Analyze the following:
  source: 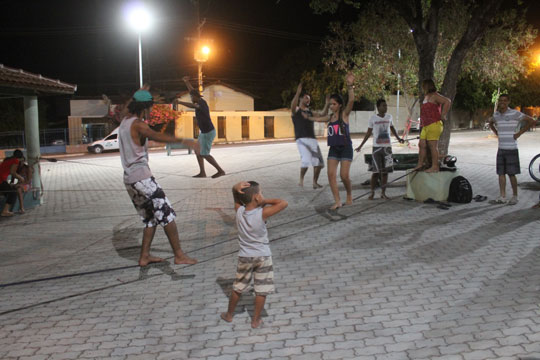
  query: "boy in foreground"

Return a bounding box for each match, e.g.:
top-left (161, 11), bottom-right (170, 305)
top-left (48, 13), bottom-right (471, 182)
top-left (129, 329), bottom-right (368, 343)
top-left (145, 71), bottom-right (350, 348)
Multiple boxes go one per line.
top-left (221, 181), bottom-right (288, 328)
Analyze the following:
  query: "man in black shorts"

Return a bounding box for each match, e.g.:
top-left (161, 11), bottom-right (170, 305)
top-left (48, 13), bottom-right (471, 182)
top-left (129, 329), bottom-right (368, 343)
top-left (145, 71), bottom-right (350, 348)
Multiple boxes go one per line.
top-left (489, 94), bottom-right (535, 205)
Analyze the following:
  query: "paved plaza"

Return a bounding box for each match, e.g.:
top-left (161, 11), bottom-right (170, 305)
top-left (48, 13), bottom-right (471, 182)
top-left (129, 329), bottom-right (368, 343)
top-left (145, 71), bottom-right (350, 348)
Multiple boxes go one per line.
top-left (1, 130), bottom-right (540, 360)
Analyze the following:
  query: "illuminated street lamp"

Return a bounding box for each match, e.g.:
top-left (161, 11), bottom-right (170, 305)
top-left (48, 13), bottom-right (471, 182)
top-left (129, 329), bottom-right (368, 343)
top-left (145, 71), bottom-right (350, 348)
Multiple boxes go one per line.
top-left (194, 44), bottom-right (211, 93)
top-left (126, 3), bottom-right (152, 88)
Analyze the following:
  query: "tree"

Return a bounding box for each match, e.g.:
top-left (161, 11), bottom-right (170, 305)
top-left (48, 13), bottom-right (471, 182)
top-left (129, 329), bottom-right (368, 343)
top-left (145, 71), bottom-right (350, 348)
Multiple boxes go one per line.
top-left (310, 0), bottom-right (536, 154)
top-left (281, 66), bottom-right (344, 109)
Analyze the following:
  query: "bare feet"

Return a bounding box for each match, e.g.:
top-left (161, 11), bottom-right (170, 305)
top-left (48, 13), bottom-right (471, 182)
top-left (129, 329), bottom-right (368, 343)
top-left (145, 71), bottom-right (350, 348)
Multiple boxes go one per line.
top-left (139, 255), bottom-right (165, 267)
top-left (424, 167), bottom-right (439, 173)
top-left (174, 255), bottom-right (198, 265)
top-left (381, 194), bottom-right (390, 200)
top-left (368, 192), bottom-right (375, 200)
top-left (298, 180), bottom-right (304, 187)
top-left (1, 211), bottom-right (14, 217)
top-left (211, 171), bottom-right (226, 179)
top-left (220, 312), bottom-right (233, 323)
top-left (330, 203), bottom-right (342, 210)
top-left (19, 209), bottom-right (25, 214)
top-left (412, 165), bottom-right (424, 172)
top-left (251, 318), bottom-right (263, 329)
top-left (193, 173), bottom-right (206, 178)
top-left (313, 183), bottom-right (323, 189)
top-left (345, 197), bottom-right (353, 206)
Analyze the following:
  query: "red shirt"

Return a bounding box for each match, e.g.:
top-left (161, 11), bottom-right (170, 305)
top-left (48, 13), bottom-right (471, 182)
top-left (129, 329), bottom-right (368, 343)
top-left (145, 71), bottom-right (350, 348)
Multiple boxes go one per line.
top-left (0, 158), bottom-right (19, 182)
top-left (420, 101), bottom-right (442, 127)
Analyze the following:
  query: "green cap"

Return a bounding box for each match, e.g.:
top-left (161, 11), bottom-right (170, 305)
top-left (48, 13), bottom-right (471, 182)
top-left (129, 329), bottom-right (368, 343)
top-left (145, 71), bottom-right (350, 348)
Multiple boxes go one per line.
top-left (133, 90), bottom-right (153, 102)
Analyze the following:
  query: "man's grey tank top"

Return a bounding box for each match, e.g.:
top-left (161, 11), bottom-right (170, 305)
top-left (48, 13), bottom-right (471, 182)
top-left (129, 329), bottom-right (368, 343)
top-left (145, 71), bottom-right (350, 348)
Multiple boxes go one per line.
top-left (118, 116), bottom-right (152, 184)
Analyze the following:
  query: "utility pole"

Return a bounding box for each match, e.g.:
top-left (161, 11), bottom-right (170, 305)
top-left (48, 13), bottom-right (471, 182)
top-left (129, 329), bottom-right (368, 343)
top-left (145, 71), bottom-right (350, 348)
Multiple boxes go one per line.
top-left (185, 0), bottom-right (212, 93)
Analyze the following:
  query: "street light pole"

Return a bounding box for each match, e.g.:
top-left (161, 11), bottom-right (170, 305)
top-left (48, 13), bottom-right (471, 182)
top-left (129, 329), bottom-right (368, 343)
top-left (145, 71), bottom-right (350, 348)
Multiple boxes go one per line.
top-left (125, 3), bottom-right (152, 88)
top-left (138, 32), bottom-right (143, 88)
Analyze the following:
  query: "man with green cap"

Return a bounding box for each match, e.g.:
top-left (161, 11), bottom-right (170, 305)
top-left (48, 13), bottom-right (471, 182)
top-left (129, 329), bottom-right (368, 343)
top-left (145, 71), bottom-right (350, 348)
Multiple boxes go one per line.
top-left (118, 89), bottom-right (199, 266)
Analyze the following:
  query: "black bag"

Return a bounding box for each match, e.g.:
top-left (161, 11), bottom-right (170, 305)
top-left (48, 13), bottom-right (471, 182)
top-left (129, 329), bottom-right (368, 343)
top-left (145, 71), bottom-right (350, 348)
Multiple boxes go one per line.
top-left (448, 176), bottom-right (473, 203)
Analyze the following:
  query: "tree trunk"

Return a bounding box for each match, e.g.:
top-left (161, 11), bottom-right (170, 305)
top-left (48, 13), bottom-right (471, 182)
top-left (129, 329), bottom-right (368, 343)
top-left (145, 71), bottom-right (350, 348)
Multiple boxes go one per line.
top-left (438, 0), bottom-right (504, 155)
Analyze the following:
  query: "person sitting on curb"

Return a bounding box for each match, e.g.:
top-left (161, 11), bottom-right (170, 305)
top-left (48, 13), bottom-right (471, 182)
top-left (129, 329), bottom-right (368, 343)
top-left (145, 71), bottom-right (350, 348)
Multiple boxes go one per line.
top-left (0, 149), bottom-right (25, 217)
top-left (11, 159), bottom-right (33, 213)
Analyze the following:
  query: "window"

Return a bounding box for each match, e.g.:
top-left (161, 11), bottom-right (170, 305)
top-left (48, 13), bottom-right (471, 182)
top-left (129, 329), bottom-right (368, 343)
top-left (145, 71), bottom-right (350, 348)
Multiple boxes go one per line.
top-left (218, 116), bottom-right (226, 139)
top-left (264, 116), bottom-right (274, 138)
top-left (105, 134), bottom-right (117, 140)
top-left (241, 116), bottom-right (249, 139)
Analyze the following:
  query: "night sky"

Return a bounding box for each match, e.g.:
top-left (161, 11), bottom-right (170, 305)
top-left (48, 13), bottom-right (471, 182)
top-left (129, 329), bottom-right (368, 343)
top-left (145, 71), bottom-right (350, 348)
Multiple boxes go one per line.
top-left (1, 0), bottom-right (342, 104)
top-left (1, 0), bottom-right (540, 111)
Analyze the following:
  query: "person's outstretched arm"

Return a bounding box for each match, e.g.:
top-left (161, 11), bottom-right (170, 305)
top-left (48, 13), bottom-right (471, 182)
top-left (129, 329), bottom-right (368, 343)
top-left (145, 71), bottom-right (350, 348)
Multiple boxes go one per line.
top-left (343, 73), bottom-right (355, 120)
top-left (291, 83), bottom-right (302, 115)
top-left (134, 120), bottom-right (199, 153)
top-left (176, 100), bottom-right (199, 109)
top-left (355, 128), bottom-right (373, 152)
top-left (303, 112), bottom-right (331, 123)
top-left (183, 75), bottom-right (195, 92)
top-left (315, 95), bottom-right (330, 116)
top-left (262, 198), bottom-right (288, 221)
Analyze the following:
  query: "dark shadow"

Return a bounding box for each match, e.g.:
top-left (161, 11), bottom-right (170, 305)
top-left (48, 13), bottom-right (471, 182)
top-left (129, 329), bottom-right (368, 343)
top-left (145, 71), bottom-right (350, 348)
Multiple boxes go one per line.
top-left (519, 181), bottom-right (540, 191)
top-left (112, 225), bottom-right (193, 281)
top-left (216, 277), bottom-right (268, 319)
top-left (407, 208), bottom-right (539, 264)
top-left (314, 204), bottom-right (348, 222)
top-left (205, 207), bottom-right (235, 226)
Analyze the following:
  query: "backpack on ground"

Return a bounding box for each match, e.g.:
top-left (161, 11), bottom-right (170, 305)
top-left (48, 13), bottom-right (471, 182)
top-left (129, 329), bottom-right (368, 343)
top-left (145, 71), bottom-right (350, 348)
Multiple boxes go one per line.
top-left (447, 176), bottom-right (473, 203)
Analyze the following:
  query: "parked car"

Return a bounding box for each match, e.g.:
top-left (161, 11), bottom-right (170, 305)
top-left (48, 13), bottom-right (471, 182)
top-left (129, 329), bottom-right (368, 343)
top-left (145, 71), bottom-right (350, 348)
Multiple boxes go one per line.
top-left (51, 139), bottom-right (65, 145)
top-left (87, 128), bottom-right (119, 154)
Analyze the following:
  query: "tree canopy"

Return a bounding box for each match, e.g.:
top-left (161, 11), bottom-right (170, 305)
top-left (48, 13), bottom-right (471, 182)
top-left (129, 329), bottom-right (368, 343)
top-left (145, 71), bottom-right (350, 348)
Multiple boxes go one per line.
top-left (309, 0), bottom-right (536, 153)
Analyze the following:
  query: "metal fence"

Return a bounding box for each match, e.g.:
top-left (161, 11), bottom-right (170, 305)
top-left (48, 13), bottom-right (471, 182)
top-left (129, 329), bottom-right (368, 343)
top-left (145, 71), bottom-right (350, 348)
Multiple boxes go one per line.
top-left (0, 128), bottom-right (68, 149)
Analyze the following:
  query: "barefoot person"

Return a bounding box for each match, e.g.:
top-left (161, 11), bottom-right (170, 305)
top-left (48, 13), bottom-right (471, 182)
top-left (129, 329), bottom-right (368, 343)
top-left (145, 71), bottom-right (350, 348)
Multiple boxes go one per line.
top-left (303, 73), bottom-right (355, 210)
top-left (221, 181), bottom-right (288, 328)
top-left (119, 89), bottom-right (199, 266)
top-left (0, 149), bottom-right (25, 217)
top-left (355, 99), bottom-right (404, 200)
top-left (290, 83), bottom-right (328, 188)
top-left (414, 79), bottom-right (451, 173)
top-left (488, 93), bottom-right (535, 205)
top-left (177, 76), bottom-right (225, 178)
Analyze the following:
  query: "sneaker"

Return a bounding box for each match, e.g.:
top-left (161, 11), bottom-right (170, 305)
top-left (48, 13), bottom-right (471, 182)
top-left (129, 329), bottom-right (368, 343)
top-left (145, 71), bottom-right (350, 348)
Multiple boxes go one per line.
top-left (508, 196), bottom-right (518, 205)
top-left (489, 196), bottom-right (507, 204)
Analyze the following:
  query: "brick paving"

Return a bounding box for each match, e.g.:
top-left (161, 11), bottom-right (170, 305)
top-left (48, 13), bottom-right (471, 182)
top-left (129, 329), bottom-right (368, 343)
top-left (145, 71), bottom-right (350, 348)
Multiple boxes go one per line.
top-left (1, 130), bottom-right (540, 360)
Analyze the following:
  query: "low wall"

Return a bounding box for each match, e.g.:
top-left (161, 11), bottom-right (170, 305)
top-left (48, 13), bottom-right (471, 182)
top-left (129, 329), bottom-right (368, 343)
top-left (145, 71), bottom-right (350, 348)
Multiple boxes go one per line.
top-left (66, 145), bottom-right (89, 154)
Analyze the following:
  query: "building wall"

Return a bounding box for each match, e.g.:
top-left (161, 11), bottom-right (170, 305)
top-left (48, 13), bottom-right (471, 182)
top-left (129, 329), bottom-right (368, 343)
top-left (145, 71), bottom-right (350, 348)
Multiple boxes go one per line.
top-left (177, 84), bottom-right (254, 112)
top-left (175, 111), bottom-right (293, 142)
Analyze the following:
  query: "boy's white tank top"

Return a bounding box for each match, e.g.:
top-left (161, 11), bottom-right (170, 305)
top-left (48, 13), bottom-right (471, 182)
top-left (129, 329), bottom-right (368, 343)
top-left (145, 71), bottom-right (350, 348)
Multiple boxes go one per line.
top-left (118, 116), bottom-right (152, 184)
top-left (236, 206), bottom-right (271, 257)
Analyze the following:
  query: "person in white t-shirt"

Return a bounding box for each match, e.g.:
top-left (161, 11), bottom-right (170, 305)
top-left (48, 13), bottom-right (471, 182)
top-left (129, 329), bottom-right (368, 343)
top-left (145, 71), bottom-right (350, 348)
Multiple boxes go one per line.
top-left (488, 94), bottom-right (535, 205)
top-left (355, 99), bottom-right (404, 199)
top-left (221, 181), bottom-right (288, 329)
